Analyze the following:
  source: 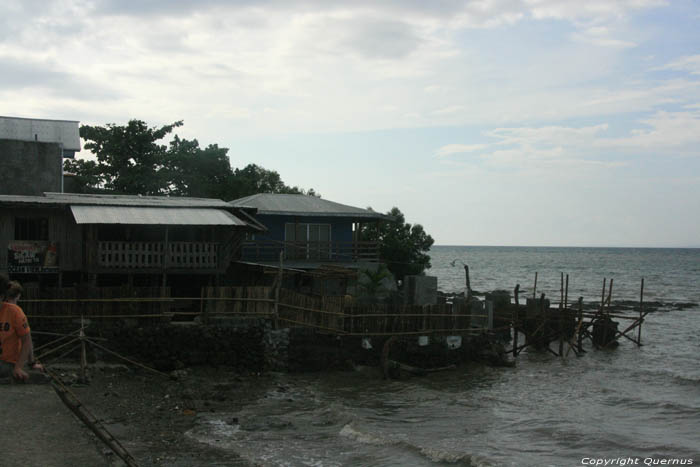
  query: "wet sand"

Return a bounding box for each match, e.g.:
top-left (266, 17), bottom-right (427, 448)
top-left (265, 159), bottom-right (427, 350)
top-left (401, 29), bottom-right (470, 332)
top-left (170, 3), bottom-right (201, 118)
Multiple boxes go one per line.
top-left (65, 364), bottom-right (271, 466)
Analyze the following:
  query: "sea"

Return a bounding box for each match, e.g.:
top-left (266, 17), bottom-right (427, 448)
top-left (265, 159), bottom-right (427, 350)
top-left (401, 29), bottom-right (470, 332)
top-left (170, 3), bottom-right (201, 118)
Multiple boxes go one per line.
top-left (185, 246), bottom-right (700, 467)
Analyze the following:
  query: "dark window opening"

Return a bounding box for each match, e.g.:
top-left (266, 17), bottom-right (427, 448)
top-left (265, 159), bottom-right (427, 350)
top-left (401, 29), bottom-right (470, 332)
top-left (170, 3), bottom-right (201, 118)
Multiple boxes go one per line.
top-left (15, 218), bottom-right (49, 241)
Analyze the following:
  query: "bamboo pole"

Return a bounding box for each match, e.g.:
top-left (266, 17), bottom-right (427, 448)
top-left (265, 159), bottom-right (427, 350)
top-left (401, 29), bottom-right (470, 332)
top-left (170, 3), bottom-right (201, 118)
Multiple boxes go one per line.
top-left (200, 287), bottom-right (206, 324)
top-left (513, 284), bottom-right (520, 358)
top-left (638, 278), bottom-right (644, 346)
top-left (577, 297), bottom-right (584, 353)
top-left (533, 272), bottom-right (538, 299)
top-left (465, 265), bottom-right (472, 302)
top-left (559, 273), bottom-right (564, 356)
top-left (79, 314), bottom-right (87, 382)
top-left (560, 272), bottom-right (564, 310)
top-left (598, 277), bottom-right (607, 320)
top-left (274, 251), bottom-right (283, 330)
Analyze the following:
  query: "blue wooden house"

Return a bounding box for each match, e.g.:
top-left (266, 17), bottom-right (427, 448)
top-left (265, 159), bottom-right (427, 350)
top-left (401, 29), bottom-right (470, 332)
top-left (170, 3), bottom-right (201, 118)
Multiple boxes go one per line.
top-left (229, 193), bottom-right (392, 267)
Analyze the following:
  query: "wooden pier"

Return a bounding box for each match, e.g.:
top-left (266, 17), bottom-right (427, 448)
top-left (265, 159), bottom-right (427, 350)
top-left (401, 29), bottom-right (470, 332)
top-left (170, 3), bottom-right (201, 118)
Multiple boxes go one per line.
top-left (21, 270), bottom-right (650, 375)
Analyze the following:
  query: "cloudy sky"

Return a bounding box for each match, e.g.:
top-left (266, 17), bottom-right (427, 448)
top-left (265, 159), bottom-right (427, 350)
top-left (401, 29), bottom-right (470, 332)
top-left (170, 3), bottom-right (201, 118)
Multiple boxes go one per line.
top-left (3, 0), bottom-right (699, 247)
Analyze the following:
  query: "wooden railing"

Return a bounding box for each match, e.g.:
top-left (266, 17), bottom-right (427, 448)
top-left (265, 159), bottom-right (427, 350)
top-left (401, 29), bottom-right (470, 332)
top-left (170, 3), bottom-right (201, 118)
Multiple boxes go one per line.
top-left (98, 241), bottom-right (219, 269)
top-left (21, 287), bottom-right (494, 336)
top-left (241, 240), bottom-right (379, 262)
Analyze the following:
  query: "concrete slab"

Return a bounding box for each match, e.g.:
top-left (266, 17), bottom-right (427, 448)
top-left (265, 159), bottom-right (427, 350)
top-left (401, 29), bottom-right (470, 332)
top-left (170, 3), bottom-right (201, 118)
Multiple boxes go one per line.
top-left (0, 385), bottom-right (108, 467)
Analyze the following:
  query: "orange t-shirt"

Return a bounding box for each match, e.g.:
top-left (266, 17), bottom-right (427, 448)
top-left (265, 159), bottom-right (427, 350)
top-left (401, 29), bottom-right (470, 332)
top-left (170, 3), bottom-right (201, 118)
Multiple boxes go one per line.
top-left (0, 302), bottom-right (31, 364)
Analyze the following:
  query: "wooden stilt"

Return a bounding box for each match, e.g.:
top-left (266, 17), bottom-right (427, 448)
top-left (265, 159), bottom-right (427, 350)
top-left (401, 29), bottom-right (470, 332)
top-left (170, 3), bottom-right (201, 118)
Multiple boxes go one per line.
top-left (558, 273), bottom-right (564, 356)
top-left (600, 278), bottom-right (607, 316)
top-left (464, 265), bottom-right (472, 302)
top-left (79, 314), bottom-right (87, 383)
top-left (273, 251), bottom-right (283, 330)
top-left (533, 272), bottom-right (538, 299)
top-left (513, 284), bottom-right (520, 358)
top-left (638, 278), bottom-right (644, 346)
top-left (577, 297), bottom-right (584, 353)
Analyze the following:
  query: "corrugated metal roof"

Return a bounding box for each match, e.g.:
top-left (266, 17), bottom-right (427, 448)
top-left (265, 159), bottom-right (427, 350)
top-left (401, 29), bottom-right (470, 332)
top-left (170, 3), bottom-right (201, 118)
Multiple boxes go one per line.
top-left (229, 194), bottom-right (392, 220)
top-left (46, 192), bottom-right (231, 208)
top-left (71, 205), bottom-right (248, 226)
top-left (0, 195), bottom-right (56, 205)
top-left (0, 193), bottom-right (234, 208)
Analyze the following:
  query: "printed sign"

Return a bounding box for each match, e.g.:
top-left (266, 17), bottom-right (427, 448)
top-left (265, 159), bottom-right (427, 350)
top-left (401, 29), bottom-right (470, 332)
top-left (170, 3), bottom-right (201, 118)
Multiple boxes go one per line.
top-left (7, 241), bottom-right (58, 273)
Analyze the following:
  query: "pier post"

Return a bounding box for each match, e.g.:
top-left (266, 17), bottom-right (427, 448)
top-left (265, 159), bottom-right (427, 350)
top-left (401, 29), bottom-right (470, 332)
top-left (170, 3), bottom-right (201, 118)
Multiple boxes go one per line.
top-left (79, 314), bottom-right (87, 383)
top-left (638, 278), bottom-right (644, 346)
top-left (273, 251), bottom-right (283, 330)
top-left (464, 264), bottom-right (472, 302)
top-left (513, 284), bottom-right (520, 358)
top-left (577, 297), bottom-right (584, 353)
top-left (533, 272), bottom-right (538, 299)
top-left (559, 273), bottom-right (564, 356)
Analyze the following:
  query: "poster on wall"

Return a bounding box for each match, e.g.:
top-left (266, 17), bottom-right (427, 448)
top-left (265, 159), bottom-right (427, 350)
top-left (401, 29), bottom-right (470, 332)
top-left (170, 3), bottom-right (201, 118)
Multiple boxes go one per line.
top-left (7, 241), bottom-right (59, 273)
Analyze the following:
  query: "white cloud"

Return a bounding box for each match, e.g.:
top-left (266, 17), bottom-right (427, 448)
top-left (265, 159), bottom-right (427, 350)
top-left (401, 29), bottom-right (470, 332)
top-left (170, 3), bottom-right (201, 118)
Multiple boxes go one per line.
top-left (0, 0), bottom-right (681, 139)
top-left (486, 124), bottom-right (610, 145)
top-left (435, 144), bottom-right (489, 157)
top-left (599, 110), bottom-right (700, 151)
top-left (656, 55), bottom-right (700, 75)
top-left (525, 0), bottom-right (668, 23)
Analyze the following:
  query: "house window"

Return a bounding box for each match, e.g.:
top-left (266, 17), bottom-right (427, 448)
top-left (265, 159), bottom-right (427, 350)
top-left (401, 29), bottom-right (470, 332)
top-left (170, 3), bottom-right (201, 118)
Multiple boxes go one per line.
top-left (15, 217), bottom-right (49, 241)
top-left (284, 223), bottom-right (331, 260)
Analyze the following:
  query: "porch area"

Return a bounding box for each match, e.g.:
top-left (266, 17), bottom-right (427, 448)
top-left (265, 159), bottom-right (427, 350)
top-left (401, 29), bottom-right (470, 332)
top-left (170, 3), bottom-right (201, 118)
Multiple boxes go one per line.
top-left (97, 241), bottom-right (220, 269)
top-left (240, 240), bottom-right (380, 263)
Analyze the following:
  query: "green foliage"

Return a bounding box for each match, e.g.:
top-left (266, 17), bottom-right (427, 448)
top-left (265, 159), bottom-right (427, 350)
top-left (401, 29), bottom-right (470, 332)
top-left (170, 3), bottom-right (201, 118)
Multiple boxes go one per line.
top-left (358, 265), bottom-right (392, 298)
top-left (361, 207), bottom-right (434, 281)
top-left (64, 120), bottom-right (182, 195)
top-left (166, 136), bottom-right (235, 199)
top-left (231, 164), bottom-right (320, 198)
top-left (64, 119), bottom-right (318, 199)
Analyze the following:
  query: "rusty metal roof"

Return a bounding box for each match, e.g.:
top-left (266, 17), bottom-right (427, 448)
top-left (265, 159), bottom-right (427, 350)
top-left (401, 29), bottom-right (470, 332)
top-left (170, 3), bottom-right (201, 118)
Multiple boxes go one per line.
top-left (70, 205), bottom-right (248, 226)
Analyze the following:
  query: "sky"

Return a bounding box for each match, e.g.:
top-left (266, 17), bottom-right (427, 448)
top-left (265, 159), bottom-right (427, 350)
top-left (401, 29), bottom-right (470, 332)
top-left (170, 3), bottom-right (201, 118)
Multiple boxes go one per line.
top-left (2, 0), bottom-right (699, 247)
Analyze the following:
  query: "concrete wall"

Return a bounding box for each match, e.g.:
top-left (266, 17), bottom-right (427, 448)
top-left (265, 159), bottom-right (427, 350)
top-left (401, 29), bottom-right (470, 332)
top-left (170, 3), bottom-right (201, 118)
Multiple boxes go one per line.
top-left (403, 275), bottom-right (438, 305)
top-left (0, 139), bottom-right (63, 195)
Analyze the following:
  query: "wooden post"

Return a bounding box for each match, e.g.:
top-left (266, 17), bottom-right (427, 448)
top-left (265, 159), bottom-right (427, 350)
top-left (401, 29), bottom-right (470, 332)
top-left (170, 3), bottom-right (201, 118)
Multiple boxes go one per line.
top-left (599, 277), bottom-right (607, 316)
top-left (200, 286), bottom-right (207, 324)
top-left (540, 292), bottom-right (547, 350)
top-left (560, 272), bottom-right (564, 310)
top-left (273, 251), bottom-right (283, 329)
top-left (79, 314), bottom-right (87, 383)
top-left (606, 278), bottom-right (614, 314)
top-left (558, 273), bottom-right (564, 356)
top-left (638, 278), bottom-right (644, 346)
top-left (161, 226), bottom-right (169, 288)
top-left (513, 284), bottom-right (520, 358)
top-left (564, 274), bottom-right (569, 309)
top-left (533, 272), bottom-right (538, 299)
top-left (464, 264), bottom-right (472, 302)
top-left (577, 297), bottom-right (584, 353)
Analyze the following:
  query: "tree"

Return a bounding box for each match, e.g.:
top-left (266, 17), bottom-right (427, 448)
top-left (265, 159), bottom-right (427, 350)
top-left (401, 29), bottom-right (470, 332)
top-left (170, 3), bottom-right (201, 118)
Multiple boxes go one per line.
top-left (65, 120), bottom-right (183, 195)
top-left (361, 207), bottom-right (434, 281)
top-left (64, 119), bottom-right (319, 199)
top-left (166, 136), bottom-right (236, 199)
top-left (230, 164), bottom-right (320, 199)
